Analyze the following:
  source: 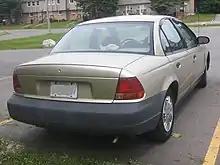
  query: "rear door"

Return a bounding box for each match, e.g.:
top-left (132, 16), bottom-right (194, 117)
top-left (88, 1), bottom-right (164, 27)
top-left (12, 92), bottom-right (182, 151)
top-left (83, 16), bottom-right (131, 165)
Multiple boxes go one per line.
top-left (171, 19), bottom-right (206, 84)
top-left (160, 19), bottom-right (193, 98)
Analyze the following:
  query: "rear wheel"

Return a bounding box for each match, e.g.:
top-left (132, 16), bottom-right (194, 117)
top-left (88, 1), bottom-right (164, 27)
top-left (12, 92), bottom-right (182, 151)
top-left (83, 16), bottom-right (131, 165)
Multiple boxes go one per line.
top-left (147, 90), bottom-right (175, 143)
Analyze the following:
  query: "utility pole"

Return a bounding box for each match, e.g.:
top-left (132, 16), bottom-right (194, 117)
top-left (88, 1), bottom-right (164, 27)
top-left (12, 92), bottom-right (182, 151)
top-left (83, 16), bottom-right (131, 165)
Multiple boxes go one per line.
top-left (46, 0), bottom-right (51, 33)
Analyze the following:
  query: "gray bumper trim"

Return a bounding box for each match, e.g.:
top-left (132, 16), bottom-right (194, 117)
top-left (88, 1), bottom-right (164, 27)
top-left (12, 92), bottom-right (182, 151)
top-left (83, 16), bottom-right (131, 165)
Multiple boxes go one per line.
top-left (7, 92), bottom-right (166, 135)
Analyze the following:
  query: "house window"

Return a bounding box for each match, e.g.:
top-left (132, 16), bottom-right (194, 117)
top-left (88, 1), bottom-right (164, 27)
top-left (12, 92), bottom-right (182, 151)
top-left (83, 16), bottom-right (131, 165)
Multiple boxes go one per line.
top-left (142, 9), bottom-right (147, 14)
top-left (126, 6), bottom-right (131, 10)
top-left (69, 0), bottom-right (74, 4)
top-left (57, 0), bottom-right (60, 4)
top-left (32, 2), bottom-right (35, 6)
top-left (125, 6), bottom-right (132, 15)
top-left (52, 0), bottom-right (55, 5)
top-left (27, 2), bottom-right (31, 7)
top-left (29, 13), bottom-right (33, 17)
top-left (58, 11), bottom-right (62, 15)
top-left (138, 5), bottom-right (146, 15)
top-left (37, 1), bottom-right (40, 6)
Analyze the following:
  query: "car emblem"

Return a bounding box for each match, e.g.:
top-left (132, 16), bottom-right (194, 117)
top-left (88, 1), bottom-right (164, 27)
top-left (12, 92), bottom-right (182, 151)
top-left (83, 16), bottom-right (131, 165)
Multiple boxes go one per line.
top-left (58, 69), bottom-right (61, 73)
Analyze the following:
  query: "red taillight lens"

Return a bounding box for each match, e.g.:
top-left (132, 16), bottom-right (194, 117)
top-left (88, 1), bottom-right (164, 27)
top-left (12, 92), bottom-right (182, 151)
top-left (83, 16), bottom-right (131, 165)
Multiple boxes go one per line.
top-left (13, 73), bottom-right (21, 93)
top-left (115, 77), bottom-right (145, 100)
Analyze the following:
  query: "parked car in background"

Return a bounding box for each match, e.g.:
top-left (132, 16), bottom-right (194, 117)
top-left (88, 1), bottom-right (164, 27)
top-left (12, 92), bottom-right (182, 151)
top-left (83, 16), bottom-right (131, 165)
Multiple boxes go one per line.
top-left (7, 15), bottom-right (210, 142)
top-left (0, 19), bottom-right (9, 25)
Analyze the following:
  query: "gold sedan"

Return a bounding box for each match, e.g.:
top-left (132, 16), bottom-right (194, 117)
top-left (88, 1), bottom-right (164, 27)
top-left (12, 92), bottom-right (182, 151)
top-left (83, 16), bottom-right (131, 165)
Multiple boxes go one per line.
top-left (7, 15), bottom-right (210, 142)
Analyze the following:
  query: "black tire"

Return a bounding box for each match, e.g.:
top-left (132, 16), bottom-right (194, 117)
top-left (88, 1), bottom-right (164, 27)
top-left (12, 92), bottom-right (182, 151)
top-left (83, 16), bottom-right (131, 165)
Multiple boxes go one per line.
top-left (147, 90), bottom-right (175, 143)
top-left (197, 69), bottom-right (207, 88)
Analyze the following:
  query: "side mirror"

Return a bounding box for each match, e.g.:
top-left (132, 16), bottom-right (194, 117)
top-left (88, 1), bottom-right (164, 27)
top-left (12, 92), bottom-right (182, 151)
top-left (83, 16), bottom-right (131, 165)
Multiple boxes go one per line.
top-left (197, 36), bottom-right (210, 45)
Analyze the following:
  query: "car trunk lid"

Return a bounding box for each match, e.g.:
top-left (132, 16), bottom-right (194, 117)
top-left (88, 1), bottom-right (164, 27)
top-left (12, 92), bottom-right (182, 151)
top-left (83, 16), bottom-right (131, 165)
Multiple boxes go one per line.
top-left (20, 52), bottom-right (143, 69)
top-left (15, 52), bottom-right (143, 103)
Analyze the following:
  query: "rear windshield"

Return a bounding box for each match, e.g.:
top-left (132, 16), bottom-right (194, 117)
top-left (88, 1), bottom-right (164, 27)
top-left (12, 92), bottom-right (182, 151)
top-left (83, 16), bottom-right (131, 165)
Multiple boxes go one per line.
top-left (51, 21), bottom-right (155, 55)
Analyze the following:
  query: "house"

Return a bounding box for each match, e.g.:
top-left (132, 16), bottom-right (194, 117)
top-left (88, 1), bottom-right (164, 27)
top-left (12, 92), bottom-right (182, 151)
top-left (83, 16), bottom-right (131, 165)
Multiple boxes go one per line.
top-left (117, 0), bottom-right (196, 16)
top-left (20, 0), bottom-right (82, 24)
top-left (184, 0), bottom-right (196, 14)
top-left (20, 0), bottom-right (196, 24)
top-left (118, 0), bottom-right (155, 15)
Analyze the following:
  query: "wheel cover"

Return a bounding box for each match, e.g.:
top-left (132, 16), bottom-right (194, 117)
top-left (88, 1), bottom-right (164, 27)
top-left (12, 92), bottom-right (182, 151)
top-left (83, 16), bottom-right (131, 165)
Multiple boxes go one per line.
top-left (162, 96), bottom-right (174, 132)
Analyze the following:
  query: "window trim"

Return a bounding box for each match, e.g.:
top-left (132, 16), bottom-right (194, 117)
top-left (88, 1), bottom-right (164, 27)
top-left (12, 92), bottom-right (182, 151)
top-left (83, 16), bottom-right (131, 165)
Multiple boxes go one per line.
top-left (159, 27), bottom-right (172, 56)
top-left (159, 18), bottom-right (187, 54)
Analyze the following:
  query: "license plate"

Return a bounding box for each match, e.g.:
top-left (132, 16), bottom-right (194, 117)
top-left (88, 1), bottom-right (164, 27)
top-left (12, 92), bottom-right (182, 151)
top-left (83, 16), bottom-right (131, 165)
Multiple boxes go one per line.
top-left (50, 82), bottom-right (78, 99)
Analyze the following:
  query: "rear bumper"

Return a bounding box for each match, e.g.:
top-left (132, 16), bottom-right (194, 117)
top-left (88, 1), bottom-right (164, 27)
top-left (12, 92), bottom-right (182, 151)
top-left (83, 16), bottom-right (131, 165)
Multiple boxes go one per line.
top-left (7, 92), bottom-right (165, 135)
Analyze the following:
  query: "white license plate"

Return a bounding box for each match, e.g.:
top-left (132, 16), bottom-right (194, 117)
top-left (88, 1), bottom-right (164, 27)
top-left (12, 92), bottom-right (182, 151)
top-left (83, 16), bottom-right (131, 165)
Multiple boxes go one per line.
top-left (50, 82), bottom-right (78, 99)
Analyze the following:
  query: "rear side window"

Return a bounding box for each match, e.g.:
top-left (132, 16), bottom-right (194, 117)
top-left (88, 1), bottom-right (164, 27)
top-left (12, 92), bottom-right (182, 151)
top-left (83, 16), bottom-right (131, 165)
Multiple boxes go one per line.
top-left (160, 19), bottom-right (186, 52)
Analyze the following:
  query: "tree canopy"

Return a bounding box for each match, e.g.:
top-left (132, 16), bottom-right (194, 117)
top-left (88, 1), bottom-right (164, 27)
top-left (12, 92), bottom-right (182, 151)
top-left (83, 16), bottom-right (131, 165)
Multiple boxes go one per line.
top-left (0, 0), bottom-right (21, 23)
top-left (198, 0), bottom-right (220, 13)
top-left (150, 0), bottom-right (184, 14)
top-left (0, 0), bottom-right (19, 14)
top-left (75, 0), bottom-right (118, 20)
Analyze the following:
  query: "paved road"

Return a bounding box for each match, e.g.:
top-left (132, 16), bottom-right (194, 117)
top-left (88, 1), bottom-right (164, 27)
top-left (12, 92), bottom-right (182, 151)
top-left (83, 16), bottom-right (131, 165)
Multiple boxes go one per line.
top-left (0, 29), bottom-right (69, 41)
top-left (0, 27), bottom-right (220, 165)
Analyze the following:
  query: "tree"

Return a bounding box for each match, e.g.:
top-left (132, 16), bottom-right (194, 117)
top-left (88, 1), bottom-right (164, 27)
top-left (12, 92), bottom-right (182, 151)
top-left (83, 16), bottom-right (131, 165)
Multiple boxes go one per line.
top-left (198, 0), bottom-right (220, 13)
top-left (0, 0), bottom-right (21, 23)
top-left (151, 0), bottom-right (184, 14)
top-left (75, 0), bottom-right (118, 20)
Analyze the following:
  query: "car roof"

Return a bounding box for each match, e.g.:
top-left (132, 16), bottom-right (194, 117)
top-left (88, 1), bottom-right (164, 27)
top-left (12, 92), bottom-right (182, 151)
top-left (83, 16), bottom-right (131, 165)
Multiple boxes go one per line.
top-left (79, 15), bottom-right (173, 26)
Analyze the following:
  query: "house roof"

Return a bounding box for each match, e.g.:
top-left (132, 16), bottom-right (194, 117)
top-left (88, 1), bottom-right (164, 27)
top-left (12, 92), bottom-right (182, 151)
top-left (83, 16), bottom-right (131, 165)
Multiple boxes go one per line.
top-left (79, 15), bottom-right (172, 25)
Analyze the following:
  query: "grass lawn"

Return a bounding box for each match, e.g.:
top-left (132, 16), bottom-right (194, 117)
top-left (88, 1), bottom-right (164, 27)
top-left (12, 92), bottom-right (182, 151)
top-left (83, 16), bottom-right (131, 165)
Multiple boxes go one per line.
top-left (182, 14), bottom-right (216, 23)
top-left (0, 138), bottom-right (138, 165)
top-left (0, 33), bottom-right (65, 50)
top-left (188, 24), bottom-right (220, 27)
top-left (0, 21), bottom-right (78, 30)
top-left (188, 23), bottom-right (220, 27)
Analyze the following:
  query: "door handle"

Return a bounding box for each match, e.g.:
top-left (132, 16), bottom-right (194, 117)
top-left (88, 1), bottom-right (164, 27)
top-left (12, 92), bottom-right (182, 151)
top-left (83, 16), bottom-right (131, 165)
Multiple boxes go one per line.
top-left (193, 55), bottom-right (196, 63)
top-left (176, 62), bottom-right (181, 69)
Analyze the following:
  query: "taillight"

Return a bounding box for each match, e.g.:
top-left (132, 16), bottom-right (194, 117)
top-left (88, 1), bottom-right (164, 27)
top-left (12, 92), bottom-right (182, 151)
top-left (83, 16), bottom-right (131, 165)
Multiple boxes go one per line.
top-left (115, 77), bottom-right (145, 100)
top-left (13, 73), bottom-right (21, 93)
